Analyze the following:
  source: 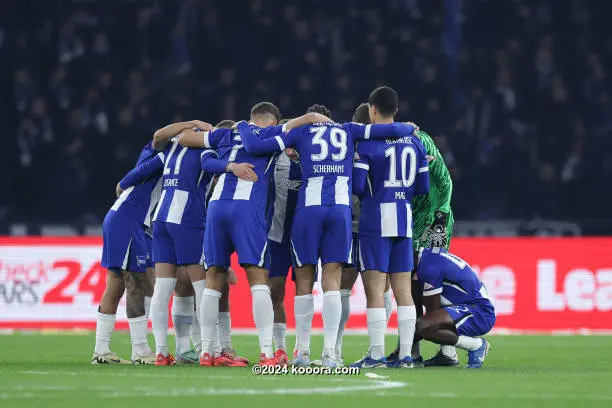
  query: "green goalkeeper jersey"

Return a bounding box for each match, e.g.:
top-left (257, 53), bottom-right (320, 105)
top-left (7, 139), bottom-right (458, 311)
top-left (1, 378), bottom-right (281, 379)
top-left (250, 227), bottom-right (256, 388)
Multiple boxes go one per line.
top-left (412, 130), bottom-right (454, 250)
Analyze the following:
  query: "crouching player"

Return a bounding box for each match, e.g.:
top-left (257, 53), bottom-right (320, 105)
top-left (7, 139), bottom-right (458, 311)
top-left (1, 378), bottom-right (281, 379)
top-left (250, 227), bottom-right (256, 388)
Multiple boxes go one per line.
top-left (415, 248), bottom-right (495, 368)
top-left (93, 142), bottom-right (164, 364)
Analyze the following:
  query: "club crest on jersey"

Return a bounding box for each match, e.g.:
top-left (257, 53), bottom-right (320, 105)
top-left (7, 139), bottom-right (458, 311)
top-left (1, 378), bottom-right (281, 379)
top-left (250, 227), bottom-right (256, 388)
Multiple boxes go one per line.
top-left (136, 256), bottom-right (147, 266)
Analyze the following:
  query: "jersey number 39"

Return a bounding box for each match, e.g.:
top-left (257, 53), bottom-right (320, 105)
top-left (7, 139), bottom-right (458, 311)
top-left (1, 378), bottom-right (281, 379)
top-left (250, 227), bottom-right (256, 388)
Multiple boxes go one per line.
top-left (310, 126), bottom-right (348, 162)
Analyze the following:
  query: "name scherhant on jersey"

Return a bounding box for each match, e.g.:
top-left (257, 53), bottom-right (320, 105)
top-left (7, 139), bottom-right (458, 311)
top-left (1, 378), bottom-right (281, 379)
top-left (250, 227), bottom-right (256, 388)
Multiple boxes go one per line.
top-left (313, 164), bottom-right (345, 174)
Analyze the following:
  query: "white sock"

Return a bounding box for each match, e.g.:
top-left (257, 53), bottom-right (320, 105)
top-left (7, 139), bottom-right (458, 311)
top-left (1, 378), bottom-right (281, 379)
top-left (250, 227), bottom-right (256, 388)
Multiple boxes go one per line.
top-left (200, 288), bottom-right (221, 355)
top-left (273, 322), bottom-right (287, 352)
top-left (171, 296), bottom-right (193, 356)
top-left (191, 279), bottom-right (207, 353)
top-left (366, 308), bottom-right (386, 360)
top-left (150, 277), bottom-right (176, 356)
top-left (294, 294), bottom-right (314, 354)
top-left (440, 344), bottom-right (458, 357)
top-left (128, 315), bottom-right (151, 357)
top-left (455, 336), bottom-right (483, 351)
top-left (190, 315), bottom-right (202, 354)
top-left (397, 305), bottom-right (416, 359)
top-left (384, 289), bottom-right (393, 323)
top-left (322, 291), bottom-right (341, 358)
top-left (144, 296), bottom-right (152, 322)
top-left (218, 312), bottom-right (232, 351)
top-left (336, 289), bottom-right (351, 358)
top-left (251, 285), bottom-right (274, 358)
top-left (94, 312), bottom-right (116, 354)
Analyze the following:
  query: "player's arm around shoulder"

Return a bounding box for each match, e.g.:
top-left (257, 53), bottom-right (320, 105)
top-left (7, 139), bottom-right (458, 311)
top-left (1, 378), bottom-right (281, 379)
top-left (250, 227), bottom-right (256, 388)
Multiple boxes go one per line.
top-left (153, 120), bottom-right (213, 150)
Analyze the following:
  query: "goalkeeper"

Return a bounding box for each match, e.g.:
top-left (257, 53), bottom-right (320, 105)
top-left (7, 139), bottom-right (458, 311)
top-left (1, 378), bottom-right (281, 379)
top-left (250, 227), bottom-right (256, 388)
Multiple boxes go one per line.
top-left (387, 129), bottom-right (456, 367)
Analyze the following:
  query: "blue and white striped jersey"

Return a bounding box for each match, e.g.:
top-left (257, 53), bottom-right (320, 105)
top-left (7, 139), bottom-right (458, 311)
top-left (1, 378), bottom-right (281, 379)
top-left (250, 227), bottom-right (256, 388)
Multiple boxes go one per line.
top-left (268, 152), bottom-right (301, 243)
top-left (354, 135), bottom-right (429, 238)
top-left (152, 139), bottom-right (216, 227)
top-left (237, 121), bottom-right (417, 211)
top-left (110, 142), bottom-right (165, 227)
top-left (204, 125), bottom-right (282, 205)
top-left (418, 248), bottom-right (492, 307)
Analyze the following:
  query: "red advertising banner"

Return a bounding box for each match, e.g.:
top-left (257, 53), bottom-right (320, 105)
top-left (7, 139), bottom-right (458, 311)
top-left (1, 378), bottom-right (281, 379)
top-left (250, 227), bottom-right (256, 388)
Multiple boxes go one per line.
top-left (0, 237), bottom-right (610, 332)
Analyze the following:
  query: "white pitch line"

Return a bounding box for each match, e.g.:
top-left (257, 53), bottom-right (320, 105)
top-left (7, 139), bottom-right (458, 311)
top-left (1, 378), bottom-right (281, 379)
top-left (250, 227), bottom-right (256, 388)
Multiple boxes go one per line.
top-left (105, 380), bottom-right (408, 398)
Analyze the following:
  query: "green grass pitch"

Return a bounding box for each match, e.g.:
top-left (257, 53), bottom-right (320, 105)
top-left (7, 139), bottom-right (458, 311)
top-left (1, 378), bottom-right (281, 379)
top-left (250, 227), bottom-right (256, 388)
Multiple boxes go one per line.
top-left (0, 333), bottom-right (611, 408)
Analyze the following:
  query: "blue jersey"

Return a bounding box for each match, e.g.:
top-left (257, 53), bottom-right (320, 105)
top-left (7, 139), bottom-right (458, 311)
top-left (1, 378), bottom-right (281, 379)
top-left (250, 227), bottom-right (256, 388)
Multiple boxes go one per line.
top-left (268, 152), bottom-right (301, 243)
top-left (204, 125), bottom-right (281, 205)
top-left (152, 139), bottom-right (216, 227)
top-left (237, 121), bottom-right (417, 210)
top-left (110, 142), bottom-right (165, 227)
top-left (354, 135), bottom-right (429, 238)
top-left (417, 248), bottom-right (491, 306)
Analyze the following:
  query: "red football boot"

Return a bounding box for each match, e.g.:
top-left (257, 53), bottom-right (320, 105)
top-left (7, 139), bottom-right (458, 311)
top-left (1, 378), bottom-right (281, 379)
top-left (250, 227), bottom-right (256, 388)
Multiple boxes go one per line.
top-left (214, 350), bottom-right (248, 367)
top-left (221, 348), bottom-right (249, 365)
top-left (259, 353), bottom-right (279, 366)
top-left (274, 349), bottom-right (289, 365)
top-left (155, 353), bottom-right (176, 366)
top-left (199, 352), bottom-right (214, 367)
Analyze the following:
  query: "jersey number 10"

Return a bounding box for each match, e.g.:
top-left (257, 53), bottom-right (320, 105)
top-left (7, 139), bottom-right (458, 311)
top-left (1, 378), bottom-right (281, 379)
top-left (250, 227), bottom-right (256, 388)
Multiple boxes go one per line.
top-left (384, 146), bottom-right (417, 188)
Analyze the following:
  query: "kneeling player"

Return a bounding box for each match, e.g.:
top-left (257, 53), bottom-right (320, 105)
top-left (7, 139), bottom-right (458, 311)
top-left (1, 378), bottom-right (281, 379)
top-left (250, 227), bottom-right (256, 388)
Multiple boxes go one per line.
top-left (415, 248), bottom-right (495, 368)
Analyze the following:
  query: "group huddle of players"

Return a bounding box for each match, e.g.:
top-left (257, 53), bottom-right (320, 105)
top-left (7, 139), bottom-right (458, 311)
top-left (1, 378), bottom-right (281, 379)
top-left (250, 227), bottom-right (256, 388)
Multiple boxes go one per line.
top-left (91, 86), bottom-right (496, 370)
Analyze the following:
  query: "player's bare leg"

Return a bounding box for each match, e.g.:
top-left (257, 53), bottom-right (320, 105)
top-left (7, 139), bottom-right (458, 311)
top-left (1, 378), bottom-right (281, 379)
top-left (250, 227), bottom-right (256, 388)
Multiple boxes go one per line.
top-left (292, 264), bottom-right (316, 365)
top-left (388, 272), bottom-right (416, 368)
top-left (350, 269), bottom-right (387, 368)
top-left (92, 269), bottom-right (129, 364)
top-left (125, 271), bottom-right (155, 364)
top-left (320, 262), bottom-right (342, 366)
top-left (416, 309), bottom-right (488, 368)
top-left (337, 265), bottom-right (359, 363)
top-left (150, 262), bottom-right (178, 365)
top-left (199, 266), bottom-right (225, 366)
top-left (270, 276), bottom-right (289, 363)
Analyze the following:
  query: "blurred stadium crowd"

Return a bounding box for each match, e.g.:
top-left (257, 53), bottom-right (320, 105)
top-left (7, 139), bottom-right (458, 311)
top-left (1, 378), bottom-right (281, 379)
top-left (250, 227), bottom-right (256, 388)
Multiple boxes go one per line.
top-left (1, 0), bottom-right (611, 226)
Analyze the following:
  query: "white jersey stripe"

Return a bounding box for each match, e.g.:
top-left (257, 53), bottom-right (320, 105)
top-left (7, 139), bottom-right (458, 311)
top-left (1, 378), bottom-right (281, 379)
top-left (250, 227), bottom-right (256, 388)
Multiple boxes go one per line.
top-left (305, 176), bottom-right (323, 206)
top-left (418, 166), bottom-right (429, 173)
top-left (291, 240), bottom-right (303, 268)
top-left (380, 202), bottom-right (399, 237)
top-left (121, 238), bottom-right (133, 270)
top-left (144, 178), bottom-right (163, 227)
top-left (364, 124), bottom-right (372, 139)
top-left (334, 176), bottom-right (350, 205)
top-left (166, 189), bottom-right (189, 224)
top-left (275, 135), bottom-right (286, 151)
top-left (257, 241), bottom-right (268, 267)
top-left (210, 173), bottom-right (225, 202)
top-left (152, 189), bottom-right (166, 221)
top-left (203, 131), bottom-right (211, 148)
top-left (354, 162), bottom-right (369, 170)
top-left (233, 179), bottom-right (254, 200)
top-left (406, 203), bottom-right (413, 238)
top-left (111, 186), bottom-right (134, 211)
